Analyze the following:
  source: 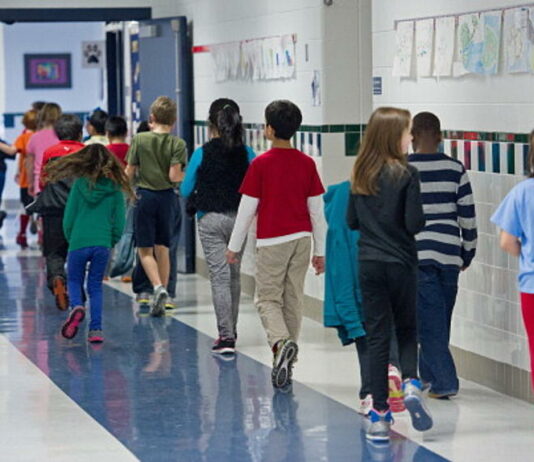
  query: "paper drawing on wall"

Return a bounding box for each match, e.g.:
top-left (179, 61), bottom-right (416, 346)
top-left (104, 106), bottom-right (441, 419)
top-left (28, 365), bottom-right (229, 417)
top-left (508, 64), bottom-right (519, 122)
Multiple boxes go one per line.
top-left (433, 16), bottom-right (455, 76)
top-left (82, 41), bottom-right (105, 68)
top-left (454, 13), bottom-right (485, 75)
top-left (481, 11), bottom-right (502, 75)
top-left (392, 21), bottom-right (414, 77)
top-left (415, 19), bottom-right (434, 77)
top-left (503, 8), bottom-right (532, 73)
top-left (24, 53), bottom-right (71, 89)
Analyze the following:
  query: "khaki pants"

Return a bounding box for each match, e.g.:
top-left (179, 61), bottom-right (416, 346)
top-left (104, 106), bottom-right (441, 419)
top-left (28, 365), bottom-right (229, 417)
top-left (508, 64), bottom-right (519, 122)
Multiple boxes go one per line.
top-left (255, 237), bottom-right (311, 348)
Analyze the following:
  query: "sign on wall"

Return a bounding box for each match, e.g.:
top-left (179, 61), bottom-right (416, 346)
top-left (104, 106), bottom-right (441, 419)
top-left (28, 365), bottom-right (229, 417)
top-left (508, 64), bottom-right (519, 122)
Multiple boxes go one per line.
top-left (24, 53), bottom-right (72, 89)
top-left (82, 41), bottom-right (105, 68)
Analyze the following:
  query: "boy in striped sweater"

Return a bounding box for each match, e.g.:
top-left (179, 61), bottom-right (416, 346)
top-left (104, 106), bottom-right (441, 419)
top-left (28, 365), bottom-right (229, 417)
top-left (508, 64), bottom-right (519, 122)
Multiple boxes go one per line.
top-left (409, 112), bottom-right (477, 399)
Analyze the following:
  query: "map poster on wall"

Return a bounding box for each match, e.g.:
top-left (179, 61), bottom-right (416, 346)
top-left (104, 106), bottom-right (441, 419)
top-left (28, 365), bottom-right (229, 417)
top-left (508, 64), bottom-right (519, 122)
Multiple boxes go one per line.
top-left (481, 11), bottom-right (502, 75)
top-left (415, 19), bottom-right (434, 77)
top-left (503, 8), bottom-right (530, 73)
top-left (433, 16), bottom-right (455, 76)
top-left (393, 20), bottom-right (414, 77)
top-left (454, 13), bottom-right (484, 76)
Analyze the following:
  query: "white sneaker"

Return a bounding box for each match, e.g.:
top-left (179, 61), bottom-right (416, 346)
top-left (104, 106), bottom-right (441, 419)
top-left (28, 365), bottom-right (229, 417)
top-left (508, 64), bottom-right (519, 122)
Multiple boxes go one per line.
top-left (150, 286), bottom-right (168, 317)
top-left (358, 394), bottom-right (373, 415)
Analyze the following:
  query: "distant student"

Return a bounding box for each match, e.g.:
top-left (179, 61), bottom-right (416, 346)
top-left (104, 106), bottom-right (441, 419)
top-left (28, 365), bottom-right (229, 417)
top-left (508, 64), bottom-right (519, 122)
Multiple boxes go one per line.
top-left (0, 109), bottom-right (38, 245)
top-left (44, 144), bottom-right (132, 343)
top-left (0, 134), bottom-right (17, 229)
top-left (105, 116), bottom-right (129, 166)
top-left (85, 109), bottom-right (109, 145)
top-left (227, 100), bottom-right (326, 388)
top-left (409, 112), bottom-right (477, 399)
top-left (181, 98), bottom-right (255, 355)
top-left (126, 96), bottom-right (186, 317)
top-left (28, 114), bottom-right (85, 310)
top-left (492, 136), bottom-right (534, 391)
top-left (347, 107), bottom-right (430, 442)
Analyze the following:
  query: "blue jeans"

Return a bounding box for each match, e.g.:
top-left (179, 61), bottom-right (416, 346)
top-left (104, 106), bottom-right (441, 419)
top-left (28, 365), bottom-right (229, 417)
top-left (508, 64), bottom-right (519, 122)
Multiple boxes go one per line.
top-left (417, 265), bottom-right (460, 395)
top-left (67, 246), bottom-right (110, 330)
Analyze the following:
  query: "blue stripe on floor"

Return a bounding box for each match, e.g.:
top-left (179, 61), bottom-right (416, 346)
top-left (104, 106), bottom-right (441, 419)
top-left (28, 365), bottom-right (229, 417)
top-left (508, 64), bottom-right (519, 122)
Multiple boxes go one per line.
top-left (0, 253), bottom-right (449, 462)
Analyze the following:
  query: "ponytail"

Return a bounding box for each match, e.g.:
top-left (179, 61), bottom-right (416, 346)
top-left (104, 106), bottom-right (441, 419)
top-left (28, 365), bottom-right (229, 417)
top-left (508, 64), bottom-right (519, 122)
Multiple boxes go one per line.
top-left (208, 98), bottom-right (244, 150)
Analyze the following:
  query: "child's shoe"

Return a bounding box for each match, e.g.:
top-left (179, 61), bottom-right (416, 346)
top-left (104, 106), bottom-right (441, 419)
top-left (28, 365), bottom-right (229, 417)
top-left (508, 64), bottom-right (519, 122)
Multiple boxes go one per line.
top-left (16, 233), bottom-right (28, 249)
top-left (52, 276), bottom-right (69, 311)
top-left (403, 378), bottom-right (433, 431)
top-left (165, 297), bottom-right (177, 310)
top-left (358, 394), bottom-right (373, 415)
top-left (88, 329), bottom-right (104, 343)
top-left (387, 364), bottom-right (406, 412)
top-left (61, 306), bottom-right (86, 339)
top-left (151, 286), bottom-right (168, 317)
top-left (211, 337), bottom-right (235, 355)
top-left (136, 292), bottom-right (152, 306)
top-left (366, 408), bottom-right (393, 442)
top-left (271, 339), bottom-right (298, 389)
top-left (121, 276), bottom-right (132, 283)
top-left (29, 217), bottom-right (38, 235)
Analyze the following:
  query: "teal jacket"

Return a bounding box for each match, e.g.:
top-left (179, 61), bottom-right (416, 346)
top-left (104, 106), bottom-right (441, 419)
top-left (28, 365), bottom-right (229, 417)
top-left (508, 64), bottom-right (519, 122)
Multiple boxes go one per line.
top-left (323, 181), bottom-right (365, 345)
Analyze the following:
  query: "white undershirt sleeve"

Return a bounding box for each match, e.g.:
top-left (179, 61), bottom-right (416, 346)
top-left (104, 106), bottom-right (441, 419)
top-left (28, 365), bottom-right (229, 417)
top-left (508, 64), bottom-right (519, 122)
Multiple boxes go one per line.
top-left (308, 194), bottom-right (326, 256)
top-left (228, 194), bottom-right (259, 253)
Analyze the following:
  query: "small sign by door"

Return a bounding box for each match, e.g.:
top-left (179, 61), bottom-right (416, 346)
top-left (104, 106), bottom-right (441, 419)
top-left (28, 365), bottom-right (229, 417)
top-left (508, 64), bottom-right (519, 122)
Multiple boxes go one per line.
top-left (82, 41), bottom-right (105, 68)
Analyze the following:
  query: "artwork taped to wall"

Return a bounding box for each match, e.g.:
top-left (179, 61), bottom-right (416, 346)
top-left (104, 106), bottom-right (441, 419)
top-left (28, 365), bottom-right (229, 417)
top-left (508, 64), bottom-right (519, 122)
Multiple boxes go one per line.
top-left (393, 21), bottom-right (414, 77)
top-left (210, 34), bottom-right (296, 82)
top-left (415, 19), bottom-right (434, 77)
top-left (82, 41), bottom-right (105, 68)
top-left (503, 8), bottom-right (531, 73)
top-left (433, 16), bottom-right (455, 76)
top-left (24, 53), bottom-right (71, 89)
top-left (454, 13), bottom-right (484, 76)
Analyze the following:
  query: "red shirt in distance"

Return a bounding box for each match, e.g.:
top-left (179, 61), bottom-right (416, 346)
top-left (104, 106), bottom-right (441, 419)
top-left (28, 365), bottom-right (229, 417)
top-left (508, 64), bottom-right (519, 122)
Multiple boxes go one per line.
top-left (40, 140), bottom-right (85, 189)
top-left (106, 143), bottom-right (129, 166)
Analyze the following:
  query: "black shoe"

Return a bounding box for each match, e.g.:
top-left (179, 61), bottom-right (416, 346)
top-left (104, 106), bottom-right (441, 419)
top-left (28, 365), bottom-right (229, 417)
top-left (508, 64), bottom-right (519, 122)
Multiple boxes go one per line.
top-left (0, 211), bottom-right (7, 230)
top-left (271, 339), bottom-right (298, 389)
top-left (211, 337), bottom-right (236, 355)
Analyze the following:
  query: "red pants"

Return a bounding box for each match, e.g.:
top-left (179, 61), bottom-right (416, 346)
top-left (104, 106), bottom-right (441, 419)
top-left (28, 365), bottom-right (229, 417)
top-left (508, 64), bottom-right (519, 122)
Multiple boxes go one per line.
top-left (520, 293), bottom-right (534, 389)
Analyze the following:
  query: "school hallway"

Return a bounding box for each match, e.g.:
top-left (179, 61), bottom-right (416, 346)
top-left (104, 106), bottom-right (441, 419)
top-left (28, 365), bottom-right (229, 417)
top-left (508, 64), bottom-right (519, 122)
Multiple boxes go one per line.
top-left (0, 213), bottom-right (531, 462)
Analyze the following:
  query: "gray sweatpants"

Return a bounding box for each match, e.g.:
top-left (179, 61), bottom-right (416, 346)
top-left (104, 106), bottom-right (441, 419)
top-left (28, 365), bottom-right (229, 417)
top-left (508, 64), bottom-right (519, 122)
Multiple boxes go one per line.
top-left (198, 212), bottom-right (242, 339)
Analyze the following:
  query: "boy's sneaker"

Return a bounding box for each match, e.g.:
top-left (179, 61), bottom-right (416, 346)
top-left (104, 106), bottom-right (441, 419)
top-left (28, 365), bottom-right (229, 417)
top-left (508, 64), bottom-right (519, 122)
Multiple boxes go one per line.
top-left (136, 292), bottom-right (152, 306)
top-left (61, 306), bottom-right (86, 339)
top-left (403, 378), bottom-right (433, 431)
top-left (358, 394), bottom-right (373, 416)
top-left (52, 276), bottom-right (69, 311)
top-left (366, 409), bottom-right (393, 443)
top-left (212, 337), bottom-right (236, 355)
top-left (428, 391), bottom-right (456, 400)
top-left (16, 233), bottom-right (28, 249)
top-left (165, 297), bottom-right (178, 310)
top-left (88, 329), bottom-right (104, 343)
top-left (151, 286), bottom-right (168, 317)
top-left (271, 339), bottom-right (298, 389)
top-left (387, 365), bottom-right (406, 413)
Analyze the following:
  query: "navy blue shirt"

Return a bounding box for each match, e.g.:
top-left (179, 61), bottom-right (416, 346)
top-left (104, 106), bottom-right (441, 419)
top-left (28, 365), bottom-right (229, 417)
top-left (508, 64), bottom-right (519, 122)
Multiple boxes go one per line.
top-left (0, 139), bottom-right (14, 172)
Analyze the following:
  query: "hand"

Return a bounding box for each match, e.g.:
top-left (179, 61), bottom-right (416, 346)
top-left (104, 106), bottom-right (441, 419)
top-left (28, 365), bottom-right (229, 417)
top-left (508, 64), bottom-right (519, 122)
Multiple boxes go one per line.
top-left (226, 249), bottom-right (239, 264)
top-left (311, 256), bottom-right (325, 275)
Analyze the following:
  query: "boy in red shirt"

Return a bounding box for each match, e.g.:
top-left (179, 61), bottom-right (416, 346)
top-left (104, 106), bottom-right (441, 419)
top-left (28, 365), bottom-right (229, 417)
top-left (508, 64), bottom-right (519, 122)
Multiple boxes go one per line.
top-left (30, 114), bottom-right (85, 310)
top-left (227, 100), bottom-right (326, 389)
top-left (105, 116), bottom-right (129, 166)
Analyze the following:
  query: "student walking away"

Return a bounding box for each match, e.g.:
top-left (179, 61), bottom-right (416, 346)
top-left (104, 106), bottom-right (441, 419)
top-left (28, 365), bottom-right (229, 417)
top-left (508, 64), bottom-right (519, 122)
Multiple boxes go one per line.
top-left (181, 98), bottom-right (255, 355)
top-left (85, 109), bottom-right (109, 145)
top-left (227, 100), bottom-right (326, 388)
top-left (27, 114), bottom-right (85, 310)
top-left (323, 180), bottom-right (404, 416)
top-left (126, 96), bottom-right (186, 317)
top-left (106, 116), bottom-right (129, 166)
top-left (347, 107), bottom-right (431, 442)
top-left (45, 144), bottom-right (133, 343)
top-left (491, 140), bottom-right (534, 392)
top-left (409, 112), bottom-right (477, 399)
top-left (0, 137), bottom-right (18, 229)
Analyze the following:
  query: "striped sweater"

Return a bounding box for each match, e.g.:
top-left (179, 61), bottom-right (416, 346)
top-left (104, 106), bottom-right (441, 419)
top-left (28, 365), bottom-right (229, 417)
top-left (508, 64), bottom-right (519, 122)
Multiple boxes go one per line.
top-left (408, 153), bottom-right (477, 268)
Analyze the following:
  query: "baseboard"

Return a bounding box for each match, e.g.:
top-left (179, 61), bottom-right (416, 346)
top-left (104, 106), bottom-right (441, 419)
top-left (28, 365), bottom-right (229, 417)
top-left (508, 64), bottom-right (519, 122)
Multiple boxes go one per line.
top-left (195, 257), bottom-right (533, 403)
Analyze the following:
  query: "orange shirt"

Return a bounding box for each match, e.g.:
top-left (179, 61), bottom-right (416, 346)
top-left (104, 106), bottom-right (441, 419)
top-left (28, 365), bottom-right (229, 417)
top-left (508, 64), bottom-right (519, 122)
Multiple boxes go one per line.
top-left (14, 131), bottom-right (34, 189)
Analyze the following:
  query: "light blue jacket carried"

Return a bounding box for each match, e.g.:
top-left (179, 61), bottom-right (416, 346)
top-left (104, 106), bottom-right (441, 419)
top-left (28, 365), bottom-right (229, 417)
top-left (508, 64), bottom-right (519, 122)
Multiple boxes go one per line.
top-left (323, 181), bottom-right (365, 345)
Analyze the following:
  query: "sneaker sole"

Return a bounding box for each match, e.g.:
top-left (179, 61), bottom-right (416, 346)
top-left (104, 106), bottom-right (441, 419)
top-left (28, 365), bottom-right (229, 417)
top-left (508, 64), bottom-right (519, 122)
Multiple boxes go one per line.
top-left (272, 341), bottom-right (298, 389)
top-left (211, 347), bottom-right (236, 355)
top-left (365, 433), bottom-right (390, 443)
top-left (53, 278), bottom-right (69, 311)
top-left (404, 394), bottom-right (433, 431)
top-left (88, 336), bottom-right (104, 343)
top-left (150, 291), bottom-right (167, 317)
top-left (61, 307), bottom-right (85, 339)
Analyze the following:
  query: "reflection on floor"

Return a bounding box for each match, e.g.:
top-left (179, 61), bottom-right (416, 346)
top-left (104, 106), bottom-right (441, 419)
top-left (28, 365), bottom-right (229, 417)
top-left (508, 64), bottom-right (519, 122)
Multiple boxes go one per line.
top-left (0, 215), bottom-right (532, 461)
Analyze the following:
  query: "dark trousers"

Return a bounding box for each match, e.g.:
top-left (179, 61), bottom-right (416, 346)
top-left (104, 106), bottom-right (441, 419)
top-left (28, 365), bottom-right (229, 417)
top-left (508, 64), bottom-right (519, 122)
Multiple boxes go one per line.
top-left (132, 190), bottom-right (182, 297)
top-left (417, 265), bottom-right (460, 395)
top-left (359, 261), bottom-right (418, 411)
top-left (42, 215), bottom-right (68, 291)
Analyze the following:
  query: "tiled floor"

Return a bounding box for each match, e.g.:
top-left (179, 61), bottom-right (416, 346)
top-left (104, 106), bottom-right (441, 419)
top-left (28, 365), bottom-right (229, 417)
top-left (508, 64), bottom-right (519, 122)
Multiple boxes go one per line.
top-left (1, 216), bottom-right (534, 461)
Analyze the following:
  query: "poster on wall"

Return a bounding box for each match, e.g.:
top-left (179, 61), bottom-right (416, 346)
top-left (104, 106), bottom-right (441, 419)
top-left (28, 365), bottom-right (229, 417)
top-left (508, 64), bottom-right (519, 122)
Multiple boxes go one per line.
top-left (415, 19), bottom-right (434, 77)
top-left (82, 41), bottom-right (105, 68)
top-left (392, 21), bottom-right (414, 77)
top-left (481, 11), bottom-right (502, 75)
top-left (454, 13), bottom-right (484, 76)
top-left (503, 8), bottom-right (530, 73)
top-left (24, 53), bottom-right (72, 89)
top-left (433, 16), bottom-right (455, 76)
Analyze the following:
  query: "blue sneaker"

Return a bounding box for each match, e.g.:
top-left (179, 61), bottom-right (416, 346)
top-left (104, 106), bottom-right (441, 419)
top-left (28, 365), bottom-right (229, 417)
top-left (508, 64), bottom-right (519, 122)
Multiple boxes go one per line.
top-left (403, 378), bottom-right (433, 431)
top-left (366, 409), bottom-right (393, 442)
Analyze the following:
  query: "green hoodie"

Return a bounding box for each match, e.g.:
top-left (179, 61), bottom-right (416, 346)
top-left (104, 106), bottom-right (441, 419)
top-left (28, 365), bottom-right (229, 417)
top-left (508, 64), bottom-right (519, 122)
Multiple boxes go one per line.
top-left (63, 177), bottom-right (126, 251)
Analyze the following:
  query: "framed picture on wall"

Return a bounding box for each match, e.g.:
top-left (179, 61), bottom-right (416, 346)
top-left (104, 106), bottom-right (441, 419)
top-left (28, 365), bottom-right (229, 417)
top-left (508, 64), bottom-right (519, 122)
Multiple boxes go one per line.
top-left (24, 53), bottom-right (72, 89)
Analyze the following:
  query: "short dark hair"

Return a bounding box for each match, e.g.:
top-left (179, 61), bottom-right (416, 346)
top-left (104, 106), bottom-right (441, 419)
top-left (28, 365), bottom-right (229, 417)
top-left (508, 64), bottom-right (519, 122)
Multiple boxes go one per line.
top-left (88, 109), bottom-right (108, 135)
top-left (412, 112), bottom-right (441, 139)
top-left (54, 114), bottom-right (83, 141)
top-left (137, 121), bottom-right (150, 133)
top-left (265, 100), bottom-right (302, 140)
top-left (105, 116), bottom-right (127, 138)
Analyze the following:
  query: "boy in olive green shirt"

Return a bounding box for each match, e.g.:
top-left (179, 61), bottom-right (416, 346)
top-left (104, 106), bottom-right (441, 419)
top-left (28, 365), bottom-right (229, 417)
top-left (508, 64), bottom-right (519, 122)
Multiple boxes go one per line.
top-left (126, 96), bottom-right (186, 316)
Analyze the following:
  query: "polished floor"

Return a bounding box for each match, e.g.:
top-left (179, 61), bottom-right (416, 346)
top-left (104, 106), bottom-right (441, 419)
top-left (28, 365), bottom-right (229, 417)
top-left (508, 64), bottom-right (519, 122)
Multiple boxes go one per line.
top-left (0, 215), bottom-right (533, 461)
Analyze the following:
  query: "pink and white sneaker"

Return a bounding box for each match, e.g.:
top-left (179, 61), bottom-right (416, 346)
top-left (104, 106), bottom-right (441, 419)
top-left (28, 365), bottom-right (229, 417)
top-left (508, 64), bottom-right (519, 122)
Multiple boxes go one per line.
top-left (358, 394), bottom-right (373, 415)
top-left (61, 306), bottom-right (86, 339)
top-left (388, 364), bottom-right (406, 413)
